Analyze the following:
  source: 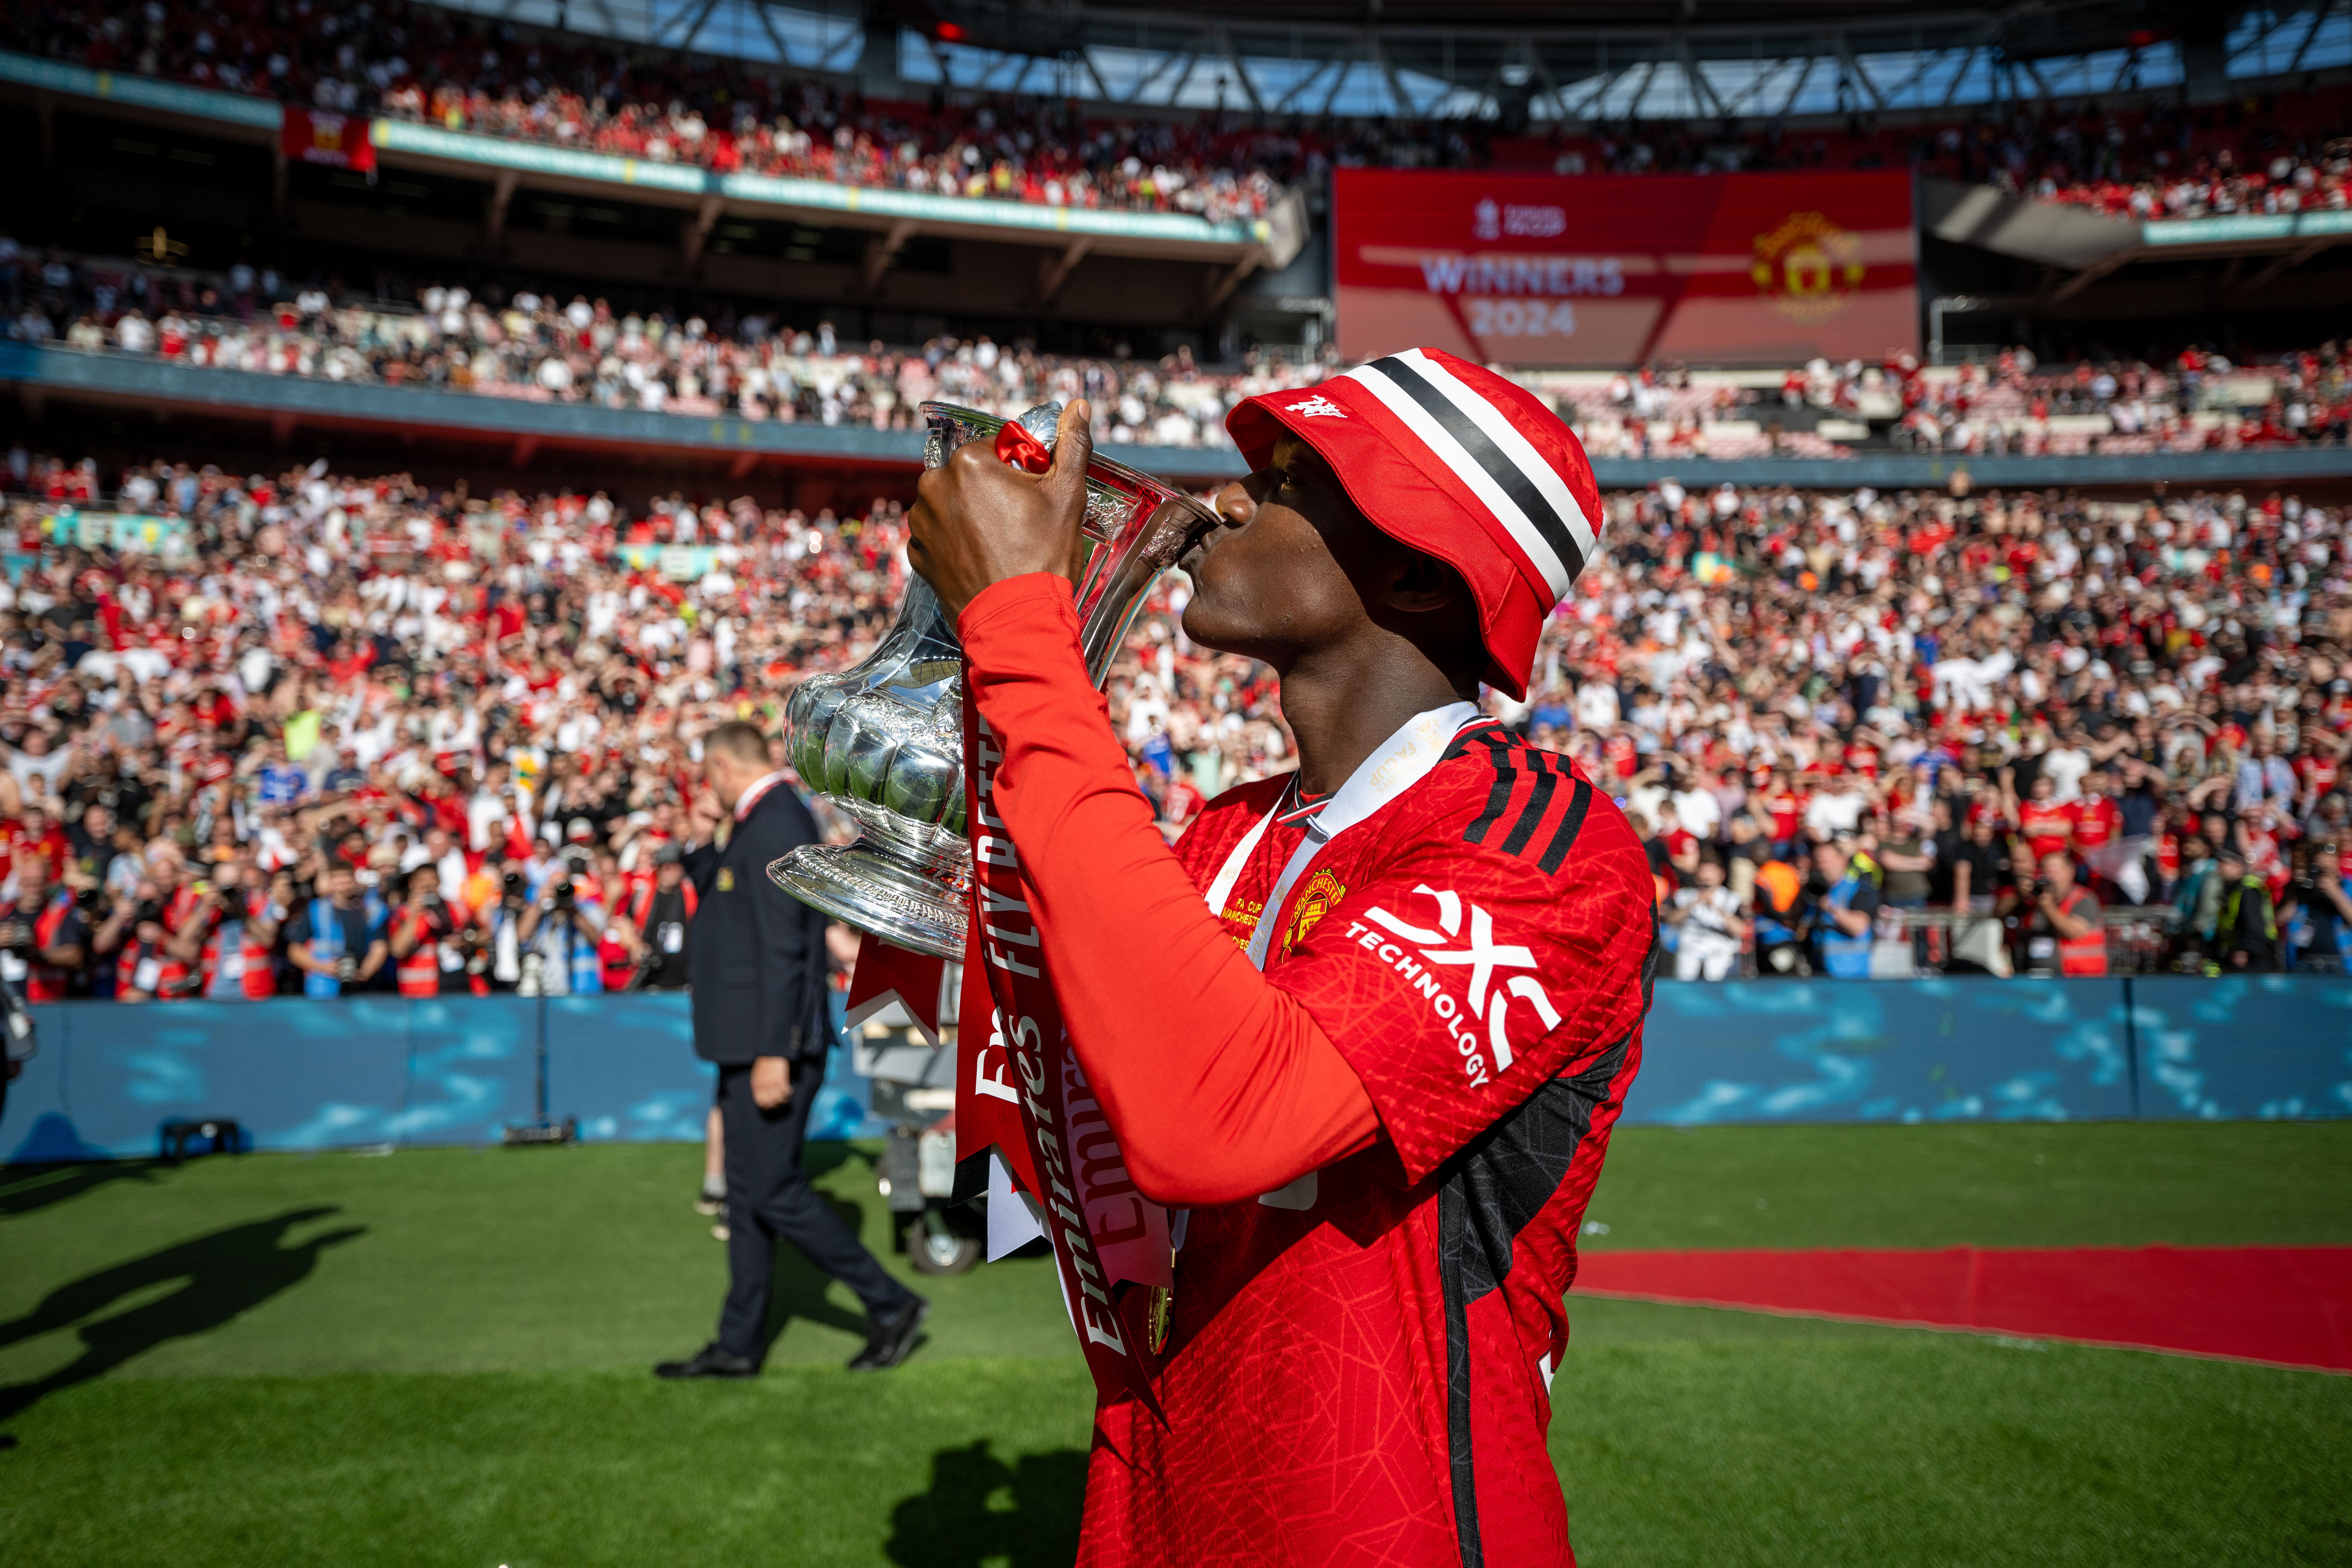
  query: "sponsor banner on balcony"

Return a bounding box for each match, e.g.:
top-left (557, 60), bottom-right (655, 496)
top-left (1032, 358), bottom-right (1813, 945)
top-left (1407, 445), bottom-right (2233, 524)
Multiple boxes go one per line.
top-left (0, 49), bottom-right (284, 129)
top-left (41, 508), bottom-right (193, 560)
top-left (1334, 169), bottom-right (1918, 367)
top-left (282, 106), bottom-right (375, 172)
top-left (369, 117), bottom-right (1263, 248)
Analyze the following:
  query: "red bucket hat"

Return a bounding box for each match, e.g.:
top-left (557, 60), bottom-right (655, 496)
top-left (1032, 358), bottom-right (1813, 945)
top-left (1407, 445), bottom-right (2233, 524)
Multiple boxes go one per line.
top-left (1225, 347), bottom-right (1601, 700)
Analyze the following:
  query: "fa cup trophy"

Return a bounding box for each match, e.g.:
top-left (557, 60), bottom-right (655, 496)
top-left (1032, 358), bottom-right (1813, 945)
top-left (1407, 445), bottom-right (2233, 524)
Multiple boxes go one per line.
top-left (768, 402), bottom-right (1218, 959)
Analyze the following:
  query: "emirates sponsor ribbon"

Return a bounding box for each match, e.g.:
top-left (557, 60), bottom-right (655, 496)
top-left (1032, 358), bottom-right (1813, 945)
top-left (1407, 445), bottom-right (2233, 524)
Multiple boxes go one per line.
top-left (955, 693), bottom-right (1169, 1414)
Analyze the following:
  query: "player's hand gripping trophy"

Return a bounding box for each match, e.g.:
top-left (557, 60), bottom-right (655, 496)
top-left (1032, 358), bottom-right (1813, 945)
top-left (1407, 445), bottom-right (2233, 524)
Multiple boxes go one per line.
top-left (768, 402), bottom-right (1218, 958)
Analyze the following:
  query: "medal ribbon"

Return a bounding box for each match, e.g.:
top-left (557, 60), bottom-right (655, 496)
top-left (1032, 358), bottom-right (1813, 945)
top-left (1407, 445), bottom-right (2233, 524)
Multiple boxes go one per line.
top-left (1228, 701), bottom-right (1484, 970)
top-left (1199, 701), bottom-right (1483, 1213)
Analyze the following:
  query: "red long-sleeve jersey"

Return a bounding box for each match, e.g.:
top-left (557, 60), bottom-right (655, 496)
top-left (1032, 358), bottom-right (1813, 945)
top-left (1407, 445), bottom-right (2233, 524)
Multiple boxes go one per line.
top-left (962, 575), bottom-right (1658, 1568)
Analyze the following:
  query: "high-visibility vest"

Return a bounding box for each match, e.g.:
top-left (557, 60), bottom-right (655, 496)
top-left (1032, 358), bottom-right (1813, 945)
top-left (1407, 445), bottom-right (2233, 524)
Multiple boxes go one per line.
top-left (201, 898), bottom-right (279, 999)
top-left (25, 893), bottom-right (76, 1001)
top-left (391, 907), bottom-right (447, 997)
top-left (2055, 888), bottom-right (2108, 977)
top-left (629, 881), bottom-right (697, 928)
top-left (119, 939), bottom-right (191, 1000)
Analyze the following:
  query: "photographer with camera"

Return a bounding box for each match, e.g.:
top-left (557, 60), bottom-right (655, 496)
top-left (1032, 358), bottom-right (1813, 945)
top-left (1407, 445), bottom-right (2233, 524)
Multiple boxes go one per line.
top-left (0, 854), bottom-right (88, 1003)
top-left (476, 857), bottom-right (536, 992)
top-left (623, 843), bottom-right (696, 991)
top-left (2024, 851), bottom-right (2107, 977)
top-left (285, 860), bottom-right (390, 998)
top-left (184, 859), bottom-right (288, 1000)
top-left (98, 896), bottom-right (191, 1003)
top-left (1807, 837), bottom-right (1880, 978)
top-left (2308, 839), bottom-right (2352, 974)
top-left (388, 864), bottom-right (473, 997)
top-left (2207, 847), bottom-right (2281, 974)
top-left (515, 850), bottom-right (607, 995)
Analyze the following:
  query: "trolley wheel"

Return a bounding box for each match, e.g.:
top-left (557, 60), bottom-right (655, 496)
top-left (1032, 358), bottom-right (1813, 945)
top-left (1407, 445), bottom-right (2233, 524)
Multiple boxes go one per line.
top-left (906, 1210), bottom-right (981, 1276)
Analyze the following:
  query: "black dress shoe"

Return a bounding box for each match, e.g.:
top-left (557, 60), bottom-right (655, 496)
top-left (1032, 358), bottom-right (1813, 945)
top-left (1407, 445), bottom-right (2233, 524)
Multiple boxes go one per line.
top-left (847, 1295), bottom-right (930, 1371)
top-left (655, 1342), bottom-right (760, 1379)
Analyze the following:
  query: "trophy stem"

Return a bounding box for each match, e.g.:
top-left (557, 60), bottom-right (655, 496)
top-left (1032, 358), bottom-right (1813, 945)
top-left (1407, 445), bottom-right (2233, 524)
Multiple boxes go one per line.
top-left (768, 840), bottom-right (969, 961)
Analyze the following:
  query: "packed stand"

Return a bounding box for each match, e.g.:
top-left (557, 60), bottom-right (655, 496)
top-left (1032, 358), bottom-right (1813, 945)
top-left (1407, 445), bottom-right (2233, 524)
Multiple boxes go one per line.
top-left (0, 444), bottom-right (1298, 1002)
top-left (1922, 93), bottom-right (2352, 221)
top-left (1510, 92), bottom-right (2352, 226)
top-left (12, 0), bottom-right (2352, 223)
top-left (10, 239), bottom-right (2352, 458)
top-left (2, 240), bottom-right (1333, 450)
top-left (0, 441), bottom-right (2348, 998)
top-left (1845, 344), bottom-right (2352, 456)
top-left (1518, 478), bottom-right (2352, 979)
top-left (1510, 343), bottom-right (2350, 460)
top-left (0, 0), bottom-right (1292, 222)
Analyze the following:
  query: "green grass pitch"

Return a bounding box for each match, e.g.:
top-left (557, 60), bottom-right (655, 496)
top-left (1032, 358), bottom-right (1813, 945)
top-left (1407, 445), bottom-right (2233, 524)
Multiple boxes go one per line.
top-left (2, 1123), bottom-right (2348, 1567)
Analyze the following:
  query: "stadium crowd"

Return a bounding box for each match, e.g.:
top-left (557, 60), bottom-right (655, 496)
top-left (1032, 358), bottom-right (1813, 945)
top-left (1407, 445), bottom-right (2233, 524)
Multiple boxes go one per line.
top-left (7, 0), bottom-right (2347, 227)
top-left (1, 0), bottom-right (1293, 222)
top-left (0, 438), bottom-right (2343, 1001)
top-left (1559, 92), bottom-right (2352, 226)
top-left (4, 240), bottom-right (1327, 449)
top-left (1953, 94), bottom-right (2352, 221)
top-left (4, 239), bottom-right (2349, 457)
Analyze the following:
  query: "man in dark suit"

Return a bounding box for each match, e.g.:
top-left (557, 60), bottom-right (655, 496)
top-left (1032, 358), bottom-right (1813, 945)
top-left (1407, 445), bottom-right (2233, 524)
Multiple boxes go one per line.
top-left (656, 720), bottom-right (926, 1378)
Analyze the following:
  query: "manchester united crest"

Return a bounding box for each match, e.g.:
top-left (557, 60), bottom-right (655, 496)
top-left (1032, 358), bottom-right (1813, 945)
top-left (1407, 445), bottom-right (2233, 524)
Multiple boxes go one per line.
top-left (1750, 212), bottom-right (1866, 325)
top-left (1284, 869), bottom-right (1348, 953)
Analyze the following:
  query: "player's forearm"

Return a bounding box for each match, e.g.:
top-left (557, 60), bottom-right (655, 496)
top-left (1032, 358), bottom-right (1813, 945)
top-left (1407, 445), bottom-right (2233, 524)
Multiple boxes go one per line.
top-left (960, 574), bottom-right (1377, 1205)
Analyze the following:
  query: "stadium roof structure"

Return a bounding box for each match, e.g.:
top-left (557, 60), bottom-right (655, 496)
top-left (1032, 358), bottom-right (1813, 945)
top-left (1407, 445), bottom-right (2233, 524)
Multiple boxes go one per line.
top-left (418, 0), bottom-right (2352, 123)
top-left (0, 45), bottom-right (1310, 315)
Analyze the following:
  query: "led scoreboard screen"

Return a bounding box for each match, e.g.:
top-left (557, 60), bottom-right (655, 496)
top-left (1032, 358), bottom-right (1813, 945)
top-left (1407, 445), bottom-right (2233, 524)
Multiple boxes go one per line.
top-left (1333, 168), bottom-right (1918, 367)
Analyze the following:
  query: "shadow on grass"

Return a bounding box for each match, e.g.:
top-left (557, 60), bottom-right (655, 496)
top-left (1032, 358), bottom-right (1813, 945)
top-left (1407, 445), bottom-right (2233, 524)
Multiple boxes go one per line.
top-left (884, 1439), bottom-right (1086, 1568)
top-left (754, 1186), bottom-right (891, 1353)
top-left (0, 1159), bottom-right (163, 1217)
top-left (0, 1206), bottom-right (364, 1426)
top-left (804, 1142), bottom-right (874, 1184)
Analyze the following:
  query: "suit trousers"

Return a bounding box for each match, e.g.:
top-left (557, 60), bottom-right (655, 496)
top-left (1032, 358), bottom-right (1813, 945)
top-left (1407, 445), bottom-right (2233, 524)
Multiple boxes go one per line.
top-left (715, 1055), bottom-right (910, 1359)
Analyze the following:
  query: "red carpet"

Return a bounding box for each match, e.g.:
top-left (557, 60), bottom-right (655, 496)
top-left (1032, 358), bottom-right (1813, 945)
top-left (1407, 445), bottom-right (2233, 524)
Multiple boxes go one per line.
top-left (1573, 1246), bottom-right (2352, 1371)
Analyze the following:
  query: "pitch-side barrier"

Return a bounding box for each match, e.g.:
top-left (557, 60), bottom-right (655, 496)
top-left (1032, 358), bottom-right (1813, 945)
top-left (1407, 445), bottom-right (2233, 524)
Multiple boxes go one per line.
top-left (2, 977), bottom-right (2345, 1163)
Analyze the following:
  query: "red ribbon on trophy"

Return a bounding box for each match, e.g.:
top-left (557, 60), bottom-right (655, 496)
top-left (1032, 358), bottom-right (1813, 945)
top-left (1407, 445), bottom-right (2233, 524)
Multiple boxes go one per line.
top-left (954, 692), bottom-right (1169, 1415)
top-left (844, 932), bottom-right (946, 1044)
top-left (993, 421), bottom-right (1056, 474)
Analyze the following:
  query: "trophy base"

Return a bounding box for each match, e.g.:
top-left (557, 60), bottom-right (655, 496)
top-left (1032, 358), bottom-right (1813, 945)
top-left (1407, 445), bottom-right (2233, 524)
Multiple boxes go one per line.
top-left (768, 841), bottom-right (968, 962)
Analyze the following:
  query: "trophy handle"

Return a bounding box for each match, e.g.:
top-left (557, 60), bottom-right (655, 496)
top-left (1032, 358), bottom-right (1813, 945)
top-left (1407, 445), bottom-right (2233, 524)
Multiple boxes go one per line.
top-left (919, 401), bottom-right (1220, 688)
top-left (1074, 493), bottom-right (1218, 686)
top-left (770, 402), bottom-right (1218, 961)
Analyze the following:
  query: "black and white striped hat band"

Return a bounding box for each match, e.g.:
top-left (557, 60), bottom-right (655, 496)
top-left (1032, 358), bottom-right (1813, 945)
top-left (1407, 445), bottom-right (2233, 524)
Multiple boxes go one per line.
top-left (1339, 349), bottom-right (1598, 600)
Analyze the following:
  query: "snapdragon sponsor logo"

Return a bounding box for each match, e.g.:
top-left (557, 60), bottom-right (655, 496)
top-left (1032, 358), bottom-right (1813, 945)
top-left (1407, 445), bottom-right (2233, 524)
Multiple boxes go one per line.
top-left (1345, 884), bottom-right (1560, 1089)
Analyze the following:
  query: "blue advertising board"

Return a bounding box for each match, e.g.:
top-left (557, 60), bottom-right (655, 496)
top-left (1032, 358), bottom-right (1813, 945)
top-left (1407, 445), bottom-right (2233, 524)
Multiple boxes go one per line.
top-left (1, 994), bottom-right (880, 1162)
top-left (1624, 978), bottom-right (2137, 1126)
top-left (2127, 976), bottom-right (2352, 1121)
top-left (5, 978), bottom-right (2348, 1164)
